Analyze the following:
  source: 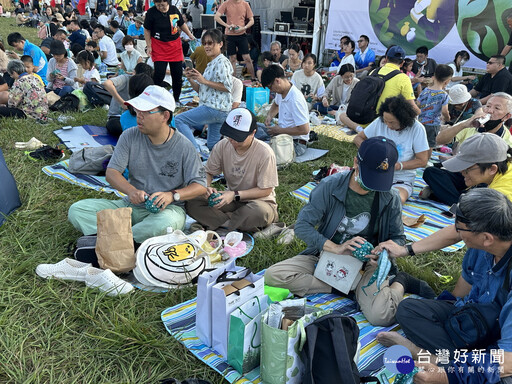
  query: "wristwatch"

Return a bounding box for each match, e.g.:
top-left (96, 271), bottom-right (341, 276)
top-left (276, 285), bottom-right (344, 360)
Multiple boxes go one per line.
top-left (171, 190), bottom-right (180, 202)
top-left (405, 243), bottom-right (416, 256)
top-left (234, 191), bottom-right (241, 202)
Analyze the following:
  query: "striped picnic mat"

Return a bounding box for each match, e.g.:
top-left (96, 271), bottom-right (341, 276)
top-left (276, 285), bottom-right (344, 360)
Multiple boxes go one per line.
top-left (312, 124), bottom-right (356, 143)
top-left (42, 159), bottom-right (125, 197)
top-left (161, 291), bottom-right (402, 383)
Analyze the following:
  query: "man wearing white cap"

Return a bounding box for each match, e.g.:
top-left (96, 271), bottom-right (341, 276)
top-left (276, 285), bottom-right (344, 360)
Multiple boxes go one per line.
top-left (186, 108), bottom-right (279, 232)
top-left (68, 85), bottom-right (206, 243)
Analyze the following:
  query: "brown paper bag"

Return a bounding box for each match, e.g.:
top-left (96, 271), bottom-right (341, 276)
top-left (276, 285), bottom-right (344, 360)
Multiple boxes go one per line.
top-left (96, 207), bottom-right (135, 273)
top-left (46, 91), bottom-right (60, 107)
top-left (402, 214), bottom-right (426, 228)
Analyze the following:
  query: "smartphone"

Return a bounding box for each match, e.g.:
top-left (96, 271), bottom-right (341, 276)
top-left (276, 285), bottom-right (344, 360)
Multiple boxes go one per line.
top-left (440, 210), bottom-right (454, 218)
top-left (185, 60), bottom-right (194, 70)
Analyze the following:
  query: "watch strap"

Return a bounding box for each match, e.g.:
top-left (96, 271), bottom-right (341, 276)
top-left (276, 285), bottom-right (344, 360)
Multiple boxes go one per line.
top-left (234, 191), bottom-right (240, 201)
top-left (406, 243), bottom-right (416, 256)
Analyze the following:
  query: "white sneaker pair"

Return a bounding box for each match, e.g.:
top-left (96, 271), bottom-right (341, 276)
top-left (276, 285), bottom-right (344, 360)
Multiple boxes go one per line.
top-left (36, 258), bottom-right (134, 296)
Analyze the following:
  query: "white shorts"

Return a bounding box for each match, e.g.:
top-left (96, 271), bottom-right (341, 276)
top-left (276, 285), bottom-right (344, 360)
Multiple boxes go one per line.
top-left (392, 182), bottom-right (413, 199)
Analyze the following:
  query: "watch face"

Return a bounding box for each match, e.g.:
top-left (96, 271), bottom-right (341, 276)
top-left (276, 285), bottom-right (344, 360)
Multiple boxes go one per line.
top-left (174, 193), bottom-right (180, 201)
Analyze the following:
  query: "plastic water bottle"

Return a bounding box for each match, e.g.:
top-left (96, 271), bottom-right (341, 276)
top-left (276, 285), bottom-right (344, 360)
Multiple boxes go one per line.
top-left (264, 21), bottom-right (267, 30)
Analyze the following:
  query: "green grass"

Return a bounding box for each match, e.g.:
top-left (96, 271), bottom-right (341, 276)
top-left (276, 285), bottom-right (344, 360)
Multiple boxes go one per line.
top-left (0, 17), bottom-right (464, 384)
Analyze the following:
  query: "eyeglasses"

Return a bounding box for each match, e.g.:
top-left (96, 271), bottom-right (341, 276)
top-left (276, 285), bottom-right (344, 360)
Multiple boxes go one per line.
top-left (202, 40), bottom-right (215, 46)
top-left (455, 225), bottom-right (478, 233)
top-left (487, 61), bottom-right (498, 65)
top-left (461, 164), bottom-right (480, 175)
top-left (135, 109), bottom-right (163, 117)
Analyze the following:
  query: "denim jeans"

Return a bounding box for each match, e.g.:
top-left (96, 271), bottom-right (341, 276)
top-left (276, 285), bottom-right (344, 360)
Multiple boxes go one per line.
top-left (174, 105), bottom-right (229, 151)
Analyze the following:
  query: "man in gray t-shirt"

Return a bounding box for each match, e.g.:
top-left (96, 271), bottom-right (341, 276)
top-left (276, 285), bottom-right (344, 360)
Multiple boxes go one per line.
top-left (68, 85), bottom-right (207, 243)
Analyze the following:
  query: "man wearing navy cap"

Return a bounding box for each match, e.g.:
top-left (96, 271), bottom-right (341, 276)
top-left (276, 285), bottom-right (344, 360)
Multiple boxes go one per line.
top-left (186, 107), bottom-right (279, 232)
top-left (265, 137), bottom-right (435, 326)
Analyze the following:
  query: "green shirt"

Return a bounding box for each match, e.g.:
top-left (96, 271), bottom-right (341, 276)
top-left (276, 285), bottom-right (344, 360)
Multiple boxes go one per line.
top-left (331, 188), bottom-right (376, 245)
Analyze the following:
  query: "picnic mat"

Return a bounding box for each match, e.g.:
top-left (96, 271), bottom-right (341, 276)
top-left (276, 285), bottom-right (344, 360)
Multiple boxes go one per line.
top-left (54, 125), bottom-right (118, 153)
top-left (290, 172), bottom-right (465, 252)
top-left (161, 291), bottom-right (402, 383)
top-left (294, 148), bottom-right (329, 163)
top-left (312, 124), bottom-right (356, 143)
top-left (42, 159), bottom-right (125, 197)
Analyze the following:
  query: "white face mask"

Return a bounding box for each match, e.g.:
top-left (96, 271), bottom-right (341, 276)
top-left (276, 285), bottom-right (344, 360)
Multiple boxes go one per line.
top-left (460, 59), bottom-right (467, 65)
top-left (125, 44), bottom-right (134, 52)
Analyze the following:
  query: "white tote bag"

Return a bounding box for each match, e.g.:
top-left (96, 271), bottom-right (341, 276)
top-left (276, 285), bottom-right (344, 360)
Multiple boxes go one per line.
top-left (211, 272), bottom-right (265, 357)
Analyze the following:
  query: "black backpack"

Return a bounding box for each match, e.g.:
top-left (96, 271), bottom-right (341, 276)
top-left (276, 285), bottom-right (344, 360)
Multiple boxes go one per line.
top-left (346, 69), bottom-right (401, 125)
top-left (50, 94), bottom-right (80, 113)
top-left (300, 313), bottom-right (379, 384)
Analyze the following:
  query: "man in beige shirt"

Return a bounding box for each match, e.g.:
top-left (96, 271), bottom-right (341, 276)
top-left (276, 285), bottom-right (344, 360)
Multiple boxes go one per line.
top-left (186, 108), bottom-right (279, 232)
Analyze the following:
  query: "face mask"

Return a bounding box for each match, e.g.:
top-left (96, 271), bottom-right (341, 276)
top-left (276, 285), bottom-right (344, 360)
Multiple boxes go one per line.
top-left (480, 118), bottom-right (505, 132)
top-left (354, 174), bottom-right (373, 192)
top-left (460, 59), bottom-right (467, 65)
top-left (416, 60), bottom-right (426, 65)
top-left (125, 44), bottom-right (134, 52)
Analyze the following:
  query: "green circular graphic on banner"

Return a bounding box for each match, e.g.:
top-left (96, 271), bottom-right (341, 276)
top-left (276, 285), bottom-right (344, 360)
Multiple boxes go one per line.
top-left (369, 0), bottom-right (456, 55)
top-left (455, 0), bottom-right (511, 63)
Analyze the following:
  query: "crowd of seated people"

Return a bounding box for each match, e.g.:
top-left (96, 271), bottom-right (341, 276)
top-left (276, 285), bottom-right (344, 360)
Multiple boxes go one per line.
top-left (3, 3), bottom-right (512, 382)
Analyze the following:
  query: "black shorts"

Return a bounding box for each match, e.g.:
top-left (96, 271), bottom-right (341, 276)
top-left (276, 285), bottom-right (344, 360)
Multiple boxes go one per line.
top-left (226, 34), bottom-right (249, 56)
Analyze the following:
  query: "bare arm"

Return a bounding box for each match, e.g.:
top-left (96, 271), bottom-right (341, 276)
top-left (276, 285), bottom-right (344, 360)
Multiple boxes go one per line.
top-left (395, 150), bottom-right (429, 170)
top-left (353, 130), bottom-right (368, 148)
top-left (268, 123), bottom-right (309, 136)
top-left (469, 88), bottom-right (478, 97)
top-left (441, 104), bottom-right (450, 124)
top-left (106, 168), bottom-right (146, 204)
top-left (501, 45), bottom-right (512, 57)
top-left (103, 79), bottom-right (126, 109)
top-left (214, 11), bottom-right (229, 28)
top-left (436, 116), bottom-right (478, 145)
top-left (479, 93), bottom-right (493, 105)
top-left (244, 16), bottom-right (254, 29)
top-left (376, 225), bottom-right (461, 258)
top-left (408, 99), bottom-right (421, 115)
top-left (180, 21), bottom-right (195, 40)
top-left (144, 28), bottom-right (152, 56)
top-left (264, 102), bottom-right (279, 125)
top-left (451, 275), bottom-right (472, 298)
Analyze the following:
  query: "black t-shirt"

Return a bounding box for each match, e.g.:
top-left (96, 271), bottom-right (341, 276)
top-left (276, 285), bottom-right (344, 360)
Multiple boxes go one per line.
top-left (474, 67), bottom-right (512, 98)
top-left (144, 5), bottom-right (184, 42)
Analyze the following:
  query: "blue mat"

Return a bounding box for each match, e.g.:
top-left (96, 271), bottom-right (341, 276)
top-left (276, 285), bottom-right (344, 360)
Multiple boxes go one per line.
top-left (54, 125), bottom-right (118, 153)
top-left (162, 290), bottom-right (405, 383)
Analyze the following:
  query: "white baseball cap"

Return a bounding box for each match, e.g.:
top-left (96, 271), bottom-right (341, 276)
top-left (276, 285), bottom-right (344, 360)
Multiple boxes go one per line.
top-left (124, 85), bottom-right (176, 112)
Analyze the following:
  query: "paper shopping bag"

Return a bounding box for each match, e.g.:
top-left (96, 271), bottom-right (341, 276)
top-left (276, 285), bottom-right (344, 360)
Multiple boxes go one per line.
top-left (227, 294), bottom-right (269, 374)
top-left (260, 299), bottom-right (331, 384)
top-left (196, 260), bottom-right (246, 346)
top-left (211, 272), bottom-right (264, 357)
top-left (96, 208), bottom-right (135, 273)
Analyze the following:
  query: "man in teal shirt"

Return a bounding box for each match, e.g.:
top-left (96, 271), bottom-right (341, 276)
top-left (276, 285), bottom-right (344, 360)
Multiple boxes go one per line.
top-left (7, 32), bottom-right (48, 85)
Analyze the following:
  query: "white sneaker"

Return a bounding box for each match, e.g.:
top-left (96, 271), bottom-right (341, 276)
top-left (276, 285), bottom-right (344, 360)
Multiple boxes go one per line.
top-left (277, 227), bottom-right (295, 245)
top-left (36, 258), bottom-right (91, 281)
top-left (253, 222), bottom-right (286, 239)
top-left (85, 268), bottom-right (134, 296)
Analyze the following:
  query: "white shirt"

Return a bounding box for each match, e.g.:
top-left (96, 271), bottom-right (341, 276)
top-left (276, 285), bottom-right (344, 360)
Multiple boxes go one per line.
top-left (446, 62), bottom-right (463, 89)
top-left (363, 118), bottom-right (429, 185)
top-left (98, 14), bottom-right (109, 27)
top-left (231, 76), bottom-right (243, 105)
top-left (99, 35), bottom-right (119, 66)
top-left (274, 84), bottom-right (310, 142)
top-left (337, 54), bottom-right (355, 72)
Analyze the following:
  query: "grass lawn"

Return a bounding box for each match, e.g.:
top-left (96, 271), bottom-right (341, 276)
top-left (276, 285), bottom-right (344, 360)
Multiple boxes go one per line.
top-left (0, 17), bottom-right (464, 384)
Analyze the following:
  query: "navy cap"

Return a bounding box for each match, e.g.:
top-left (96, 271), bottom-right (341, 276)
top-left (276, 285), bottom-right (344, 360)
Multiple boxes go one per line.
top-left (357, 136), bottom-right (399, 192)
top-left (386, 45), bottom-right (406, 60)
